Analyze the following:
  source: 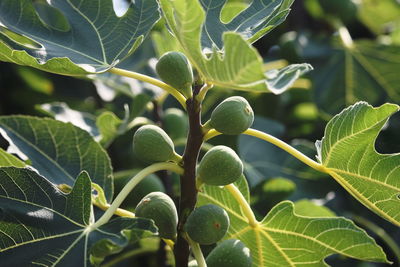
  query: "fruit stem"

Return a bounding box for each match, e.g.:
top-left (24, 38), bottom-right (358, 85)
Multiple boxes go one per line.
top-left (203, 128), bottom-right (328, 173)
top-left (187, 235), bottom-right (208, 267)
top-left (196, 83), bottom-right (214, 103)
top-left (225, 184), bottom-right (259, 228)
top-left (93, 202), bottom-right (136, 218)
top-left (92, 162), bottom-right (183, 228)
top-left (109, 68), bottom-right (187, 109)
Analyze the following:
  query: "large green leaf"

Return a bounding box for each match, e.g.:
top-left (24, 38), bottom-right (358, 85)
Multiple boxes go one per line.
top-left (317, 101), bottom-right (400, 226)
top-left (200, 0), bottom-right (294, 50)
top-left (0, 116), bottom-right (113, 202)
top-left (0, 0), bottom-right (160, 75)
top-left (159, 0), bottom-right (311, 94)
top-left (311, 40), bottom-right (400, 116)
top-left (198, 180), bottom-right (389, 266)
top-left (0, 167), bottom-right (157, 267)
top-left (0, 148), bottom-right (25, 167)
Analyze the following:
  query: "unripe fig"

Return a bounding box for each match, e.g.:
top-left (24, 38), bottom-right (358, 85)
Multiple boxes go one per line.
top-left (206, 239), bottom-right (252, 267)
top-left (132, 125), bottom-right (180, 163)
top-left (185, 204), bottom-right (230, 245)
top-left (135, 192), bottom-right (178, 239)
top-left (163, 108), bottom-right (188, 140)
top-left (114, 171), bottom-right (165, 211)
top-left (197, 145), bottom-right (243, 186)
top-left (156, 51), bottom-right (193, 98)
top-left (208, 96), bottom-right (254, 135)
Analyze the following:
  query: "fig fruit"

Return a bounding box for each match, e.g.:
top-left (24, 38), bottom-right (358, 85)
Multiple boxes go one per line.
top-left (206, 239), bottom-right (252, 267)
top-left (185, 204), bottom-right (229, 245)
top-left (163, 108), bottom-right (188, 140)
top-left (208, 96), bottom-right (254, 135)
top-left (132, 125), bottom-right (180, 163)
top-left (197, 145), bottom-right (243, 186)
top-left (135, 192), bottom-right (178, 239)
top-left (114, 170), bottom-right (165, 211)
top-left (156, 51), bottom-right (193, 98)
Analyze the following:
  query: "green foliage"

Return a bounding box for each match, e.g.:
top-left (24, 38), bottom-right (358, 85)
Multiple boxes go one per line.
top-left (0, 0), bottom-right (160, 75)
top-left (0, 0), bottom-right (399, 266)
top-left (317, 101), bottom-right (400, 226)
top-left (309, 40), bottom-right (400, 115)
top-left (198, 180), bottom-right (389, 266)
top-left (185, 204), bottom-right (230, 245)
top-left (0, 115), bottom-right (114, 201)
top-left (158, 0), bottom-right (311, 93)
top-left (135, 192), bottom-right (178, 239)
top-left (0, 148), bottom-right (25, 167)
top-left (0, 168), bottom-right (157, 266)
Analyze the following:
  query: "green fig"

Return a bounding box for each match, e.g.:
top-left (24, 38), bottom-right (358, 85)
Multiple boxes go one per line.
top-left (114, 170), bottom-right (165, 211)
top-left (163, 108), bottom-right (188, 140)
top-left (207, 96), bottom-right (254, 135)
top-left (206, 239), bottom-right (252, 267)
top-left (197, 145), bottom-right (243, 186)
top-left (135, 192), bottom-right (178, 239)
top-left (185, 204), bottom-right (230, 245)
top-left (132, 125), bottom-right (180, 163)
top-left (156, 51), bottom-right (193, 98)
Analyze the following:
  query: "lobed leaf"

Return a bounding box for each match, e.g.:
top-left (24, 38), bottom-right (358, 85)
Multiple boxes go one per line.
top-left (198, 178), bottom-right (389, 266)
top-left (159, 0), bottom-right (311, 94)
top-left (0, 116), bottom-right (114, 202)
top-left (0, 0), bottom-right (160, 75)
top-left (317, 101), bottom-right (400, 226)
top-left (200, 0), bottom-right (294, 51)
top-left (0, 168), bottom-right (157, 267)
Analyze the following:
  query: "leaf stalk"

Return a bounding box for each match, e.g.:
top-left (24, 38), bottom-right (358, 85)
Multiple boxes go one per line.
top-left (109, 68), bottom-right (187, 108)
top-left (92, 162), bottom-right (183, 228)
top-left (204, 128), bottom-right (327, 173)
top-left (226, 184), bottom-right (259, 227)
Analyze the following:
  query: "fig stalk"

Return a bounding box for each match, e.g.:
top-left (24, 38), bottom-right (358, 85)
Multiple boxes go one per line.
top-left (174, 91), bottom-right (204, 267)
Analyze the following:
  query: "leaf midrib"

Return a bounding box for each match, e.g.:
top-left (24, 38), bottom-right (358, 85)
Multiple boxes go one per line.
top-left (0, 229), bottom-right (83, 253)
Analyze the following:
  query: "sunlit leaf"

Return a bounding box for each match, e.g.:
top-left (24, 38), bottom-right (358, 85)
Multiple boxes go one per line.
top-left (317, 101), bottom-right (400, 226)
top-left (0, 116), bottom-right (113, 201)
top-left (0, 0), bottom-right (160, 75)
top-left (358, 0), bottom-right (400, 37)
top-left (159, 0), bottom-right (311, 94)
top-left (198, 179), bottom-right (389, 266)
top-left (0, 167), bottom-right (157, 267)
top-left (200, 0), bottom-right (294, 51)
top-left (0, 148), bottom-right (25, 167)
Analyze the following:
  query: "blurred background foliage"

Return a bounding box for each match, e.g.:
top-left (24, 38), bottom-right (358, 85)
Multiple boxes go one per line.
top-left (0, 0), bottom-right (399, 266)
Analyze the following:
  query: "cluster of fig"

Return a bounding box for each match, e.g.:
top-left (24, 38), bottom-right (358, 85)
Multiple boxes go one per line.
top-left (128, 51), bottom-right (254, 266)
